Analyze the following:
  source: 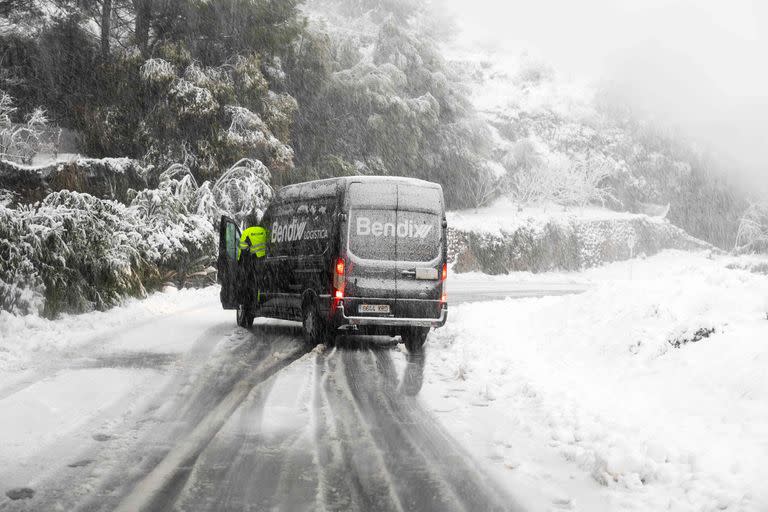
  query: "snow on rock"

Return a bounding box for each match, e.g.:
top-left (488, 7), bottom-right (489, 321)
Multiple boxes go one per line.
top-left (0, 157), bottom-right (149, 204)
top-left (425, 250), bottom-right (768, 511)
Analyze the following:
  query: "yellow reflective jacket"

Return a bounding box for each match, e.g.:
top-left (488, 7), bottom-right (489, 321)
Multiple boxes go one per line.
top-left (238, 226), bottom-right (267, 260)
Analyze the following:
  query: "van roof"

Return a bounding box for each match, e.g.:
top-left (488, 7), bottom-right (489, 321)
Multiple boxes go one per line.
top-left (276, 176), bottom-right (442, 202)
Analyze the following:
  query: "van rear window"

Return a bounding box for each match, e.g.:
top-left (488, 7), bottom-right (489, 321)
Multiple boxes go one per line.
top-left (348, 209), bottom-right (440, 262)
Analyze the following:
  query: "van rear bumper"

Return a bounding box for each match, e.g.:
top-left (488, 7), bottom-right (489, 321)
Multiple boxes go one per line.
top-left (335, 303), bottom-right (447, 328)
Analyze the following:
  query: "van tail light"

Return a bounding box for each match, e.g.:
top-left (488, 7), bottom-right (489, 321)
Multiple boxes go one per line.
top-left (440, 263), bottom-right (447, 304)
top-left (333, 257), bottom-right (346, 301)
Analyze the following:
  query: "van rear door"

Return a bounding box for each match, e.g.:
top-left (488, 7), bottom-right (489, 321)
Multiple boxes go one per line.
top-left (344, 182), bottom-right (398, 317)
top-left (217, 216), bottom-right (241, 309)
top-left (394, 185), bottom-right (444, 319)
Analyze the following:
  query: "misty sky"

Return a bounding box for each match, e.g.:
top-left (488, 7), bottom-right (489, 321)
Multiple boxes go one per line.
top-left (439, 0), bottom-right (767, 192)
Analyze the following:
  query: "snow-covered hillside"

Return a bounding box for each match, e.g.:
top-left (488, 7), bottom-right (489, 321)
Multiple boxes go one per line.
top-left (437, 22), bottom-right (748, 249)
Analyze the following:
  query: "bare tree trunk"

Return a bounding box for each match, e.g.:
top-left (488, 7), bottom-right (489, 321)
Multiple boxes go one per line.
top-left (134, 0), bottom-right (152, 57)
top-left (101, 0), bottom-right (112, 60)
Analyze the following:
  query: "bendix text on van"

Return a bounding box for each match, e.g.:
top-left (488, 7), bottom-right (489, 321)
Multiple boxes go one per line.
top-left (355, 216), bottom-right (433, 239)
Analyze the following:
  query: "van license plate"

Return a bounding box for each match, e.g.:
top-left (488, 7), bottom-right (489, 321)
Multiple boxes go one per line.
top-left (415, 268), bottom-right (439, 280)
top-left (359, 304), bottom-right (391, 314)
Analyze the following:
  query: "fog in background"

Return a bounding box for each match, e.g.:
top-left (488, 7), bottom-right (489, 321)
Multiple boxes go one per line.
top-left (439, 0), bottom-right (767, 195)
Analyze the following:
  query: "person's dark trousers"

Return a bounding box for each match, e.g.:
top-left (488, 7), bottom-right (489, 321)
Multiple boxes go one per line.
top-left (236, 253), bottom-right (263, 307)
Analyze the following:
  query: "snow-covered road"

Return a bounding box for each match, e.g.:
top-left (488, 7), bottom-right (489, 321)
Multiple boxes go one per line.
top-left (0, 280), bottom-right (548, 512)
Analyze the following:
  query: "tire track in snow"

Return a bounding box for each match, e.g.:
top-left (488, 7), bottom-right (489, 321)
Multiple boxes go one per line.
top-left (173, 352), bottom-right (319, 512)
top-left (349, 348), bottom-right (521, 512)
top-left (316, 349), bottom-right (406, 512)
top-left (163, 345), bottom-right (523, 512)
top-left (111, 337), bottom-right (307, 512)
top-left (340, 348), bottom-right (463, 512)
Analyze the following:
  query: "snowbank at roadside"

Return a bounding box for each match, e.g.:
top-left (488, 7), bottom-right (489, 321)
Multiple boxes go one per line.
top-left (424, 250), bottom-right (768, 512)
top-left (0, 287), bottom-right (214, 374)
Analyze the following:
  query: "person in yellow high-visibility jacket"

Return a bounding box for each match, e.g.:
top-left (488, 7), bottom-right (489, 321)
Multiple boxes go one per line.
top-left (238, 226), bottom-right (267, 260)
top-left (237, 216), bottom-right (268, 309)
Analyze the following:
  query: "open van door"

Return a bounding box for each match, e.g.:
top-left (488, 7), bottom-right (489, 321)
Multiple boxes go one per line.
top-left (217, 216), bottom-right (240, 309)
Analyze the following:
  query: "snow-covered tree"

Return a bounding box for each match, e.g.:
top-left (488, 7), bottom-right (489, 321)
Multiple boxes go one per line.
top-left (148, 158), bottom-right (275, 228)
top-left (0, 90), bottom-right (54, 165)
top-left (137, 55), bottom-right (297, 180)
top-left (207, 158), bottom-right (274, 225)
top-left (510, 151), bottom-right (618, 208)
top-left (735, 202), bottom-right (768, 254)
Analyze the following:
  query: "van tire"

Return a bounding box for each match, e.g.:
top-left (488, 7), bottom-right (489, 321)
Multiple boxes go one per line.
top-left (237, 303), bottom-right (255, 328)
top-left (403, 327), bottom-right (429, 353)
top-left (302, 301), bottom-right (327, 348)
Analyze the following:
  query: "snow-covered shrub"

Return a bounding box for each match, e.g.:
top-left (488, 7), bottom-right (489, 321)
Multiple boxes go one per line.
top-left (168, 79), bottom-right (219, 118)
top-left (0, 90), bottom-right (54, 165)
top-left (129, 187), bottom-right (215, 281)
top-left (0, 189), bottom-right (16, 207)
top-left (515, 54), bottom-right (555, 87)
top-left (184, 63), bottom-right (235, 101)
top-left (156, 163), bottom-right (200, 207)
top-left (0, 182), bottom-right (225, 317)
top-left (263, 56), bottom-right (288, 88)
top-left (231, 54), bottom-right (270, 105)
top-left (27, 191), bottom-right (156, 316)
top-left (511, 152), bottom-right (617, 208)
top-left (140, 58), bottom-right (177, 84)
top-left (735, 202), bottom-right (768, 254)
top-left (0, 206), bottom-right (46, 315)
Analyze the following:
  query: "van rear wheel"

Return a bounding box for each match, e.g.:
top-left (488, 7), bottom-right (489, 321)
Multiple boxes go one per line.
top-left (302, 301), bottom-right (328, 348)
top-left (236, 303), bottom-right (254, 328)
top-left (402, 327), bottom-right (429, 353)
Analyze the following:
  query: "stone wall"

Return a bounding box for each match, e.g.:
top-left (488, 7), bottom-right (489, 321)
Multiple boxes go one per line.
top-left (449, 216), bottom-right (713, 274)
